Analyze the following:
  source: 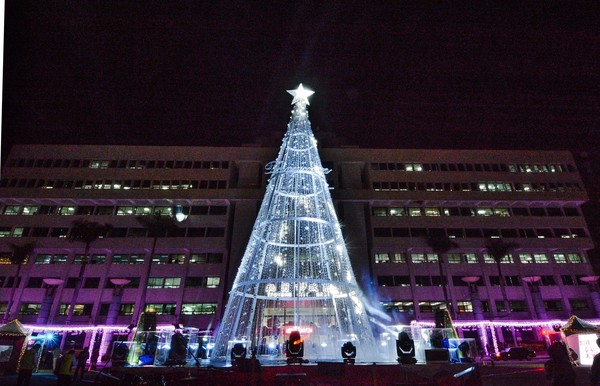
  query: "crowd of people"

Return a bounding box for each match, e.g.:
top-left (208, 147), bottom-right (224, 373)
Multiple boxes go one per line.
top-left (16, 345), bottom-right (93, 386)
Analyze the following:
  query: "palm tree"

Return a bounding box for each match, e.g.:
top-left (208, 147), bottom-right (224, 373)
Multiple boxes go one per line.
top-left (2, 242), bottom-right (35, 323)
top-left (132, 214), bottom-right (179, 324)
top-left (66, 219), bottom-right (112, 323)
top-left (485, 239), bottom-right (519, 316)
top-left (426, 234), bottom-right (458, 318)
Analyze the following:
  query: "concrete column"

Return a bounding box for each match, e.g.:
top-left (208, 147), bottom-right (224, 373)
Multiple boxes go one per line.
top-left (580, 276), bottom-right (600, 317)
top-left (590, 290), bottom-right (600, 317)
top-left (462, 277), bottom-right (483, 320)
top-left (523, 276), bottom-right (547, 320)
top-left (37, 279), bottom-right (64, 324)
top-left (106, 279), bottom-right (130, 325)
top-left (529, 285), bottom-right (548, 320)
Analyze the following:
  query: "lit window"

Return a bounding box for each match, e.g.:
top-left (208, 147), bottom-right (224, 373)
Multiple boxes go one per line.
top-left (411, 253), bottom-right (425, 263)
top-left (169, 254), bottom-right (185, 264)
top-left (19, 303), bottom-right (42, 315)
top-left (181, 303), bottom-right (217, 315)
top-left (144, 303), bottom-right (176, 315)
top-left (372, 207), bottom-right (387, 216)
top-left (375, 253), bottom-right (390, 263)
top-left (22, 206), bottom-right (39, 215)
top-left (58, 304), bottom-right (92, 316)
top-left (554, 253), bottom-right (567, 263)
top-left (424, 207), bottom-right (440, 216)
top-left (3, 206), bottom-right (20, 215)
top-left (567, 253), bottom-right (584, 263)
top-left (164, 278), bottom-right (181, 289)
top-left (457, 301), bottom-right (473, 313)
top-left (390, 253), bottom-right (407, 263)
top-left (206, 277), bottom-right (221, 288)
top-left (418, 301), bottom-right (445, 313)
top-left (35, 255), bottom-right (52, 264)
top-left (533, 253), bottom-right (549, 263)
top-left (147, 278), bottom-right (163, 288)
top-left (448, 253), bottom-right (461, 264)
top-left (408, 208), bottom-right (422, 216)
top-left (152, 255), bottom-right (169, 264)
top-left (519, 253), bottom-right (533, 264)
top-left (389, 207), bottom-right (406, 216)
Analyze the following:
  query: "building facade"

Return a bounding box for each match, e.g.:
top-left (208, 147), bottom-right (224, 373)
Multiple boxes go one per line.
top-left (0, 144), bottom-right (597, 354)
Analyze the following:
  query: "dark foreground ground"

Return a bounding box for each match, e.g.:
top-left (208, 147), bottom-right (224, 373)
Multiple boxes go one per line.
top-left (0, 361), bottom-right (593, 385)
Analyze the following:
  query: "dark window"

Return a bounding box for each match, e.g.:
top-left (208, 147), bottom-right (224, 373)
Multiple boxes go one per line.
top-left (508, 301), bottom-right (527, 312)
top-left (76, 206), bottom-right (94, 215)
top-left (187, 228), bottom-right (206, 237)
top-left (561, 275), bottom-right (575, 285)
top-left (205, 228), bottom-right (225, 237)
top-left (96, 206), bottom-right (114, 215)
top-left (378, 276), bottom-right (394, 287)
top-left (185, 277), bottom-right (204, 287)
top-left (544, 300), bottom-right (563, 311)
top-left (540, 276), bottom-right (556, 286)
top-left (563, 207), bottom-right (579, 216)
top-left (99, 304), bottom-right (110, 316)
top-left (210, 206), bottom-right (228, 215)
top-left (65, 278), bottom-right (79, 288)
top-left (109, 228), bottom-right (128, 237)
top-left (31, 227), bottom-right (49, 237)
top-left (190, 206), bottom-right (209, 215)
top-left (26, 277), bottom-right (44, 288)
top-left (530, 208), bottom-right (546, 216)
top-left (547, 208), bottom-right (563, 216)
top-left (393, 276), bottom-right (411, 286)
top-left (505, 276), bottom-right (520, 286)
top-left (410, 228), bottom-right (427, 238)
top-left (83, 278), bottom-right (100, 288)
top-left (414, 276), bottom-right (431, 286)
top-left (512, 208), bottom-right (528, 216)
top-left (373, 228), bottom-right (392, 237)
top-left (465, 229), bottom-right (482, 238)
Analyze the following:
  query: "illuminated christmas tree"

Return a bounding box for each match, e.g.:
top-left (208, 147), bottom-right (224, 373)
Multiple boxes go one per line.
top-left (213, 85), bottom-right (376, 361)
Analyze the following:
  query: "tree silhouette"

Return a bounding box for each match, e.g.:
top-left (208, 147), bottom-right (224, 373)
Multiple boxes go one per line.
top-left (66, 219), bottom-right (112, 323)
top-left (2, 242), bottom-right (35, 322)
top-left (426, 234), bottom-right (458, 318)
top-left (132, 214), bottom-right (179, 324)
top-left (485, 239), bottom-right (519, 316)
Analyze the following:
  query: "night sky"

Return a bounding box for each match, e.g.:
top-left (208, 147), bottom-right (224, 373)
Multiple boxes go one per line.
top-left (2, 2), bottom-right (600, 163)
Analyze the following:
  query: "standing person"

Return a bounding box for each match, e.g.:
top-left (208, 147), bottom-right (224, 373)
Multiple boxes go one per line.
top-left (590, 338), bottom-right (600, 385)
top-left (544, 342), bottom-right (576, 386)
top-left (73, 347), bottom-right (89, 381)
top-left (17, 343), bottom-right (41, 386)
top-left (55, 349), bottom-right (75, 386)
top-left (52, 347), bottom-right (61, 371)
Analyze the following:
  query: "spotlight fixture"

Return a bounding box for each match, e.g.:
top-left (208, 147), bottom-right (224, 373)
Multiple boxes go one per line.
top-left (396, 332), bottom-right (417, 365)
top-left (285, 330), bottom-right (307, 364)
top-left (341, 341), bottom-right (356, 364)
top-left (230, 343), bottom-right (247, 365)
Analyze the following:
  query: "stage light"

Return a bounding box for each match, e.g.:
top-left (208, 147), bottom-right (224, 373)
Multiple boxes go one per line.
top-left (230, 342), bottom-right (247, 365)
top-left (396, 332), bottom-right (417, 365)
top-left (285, 331), bottom-right (306, 364)
top-left (341, 341), bottom-right (356, 364)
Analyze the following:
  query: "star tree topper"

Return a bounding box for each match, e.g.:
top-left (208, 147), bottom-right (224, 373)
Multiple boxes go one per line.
top-left (287, 83), bottom-right (315, 105)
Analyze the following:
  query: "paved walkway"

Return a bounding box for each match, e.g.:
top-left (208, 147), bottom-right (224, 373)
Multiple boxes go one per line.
top-left (0, 370), bottom-right (95, 386)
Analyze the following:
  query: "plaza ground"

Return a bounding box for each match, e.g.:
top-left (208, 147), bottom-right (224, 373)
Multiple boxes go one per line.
top-left (0, 359), bottom-right (595, 385)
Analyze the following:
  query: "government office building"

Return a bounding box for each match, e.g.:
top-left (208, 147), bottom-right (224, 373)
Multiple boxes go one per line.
top-left (0, 144), bottom-right (597, 352)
